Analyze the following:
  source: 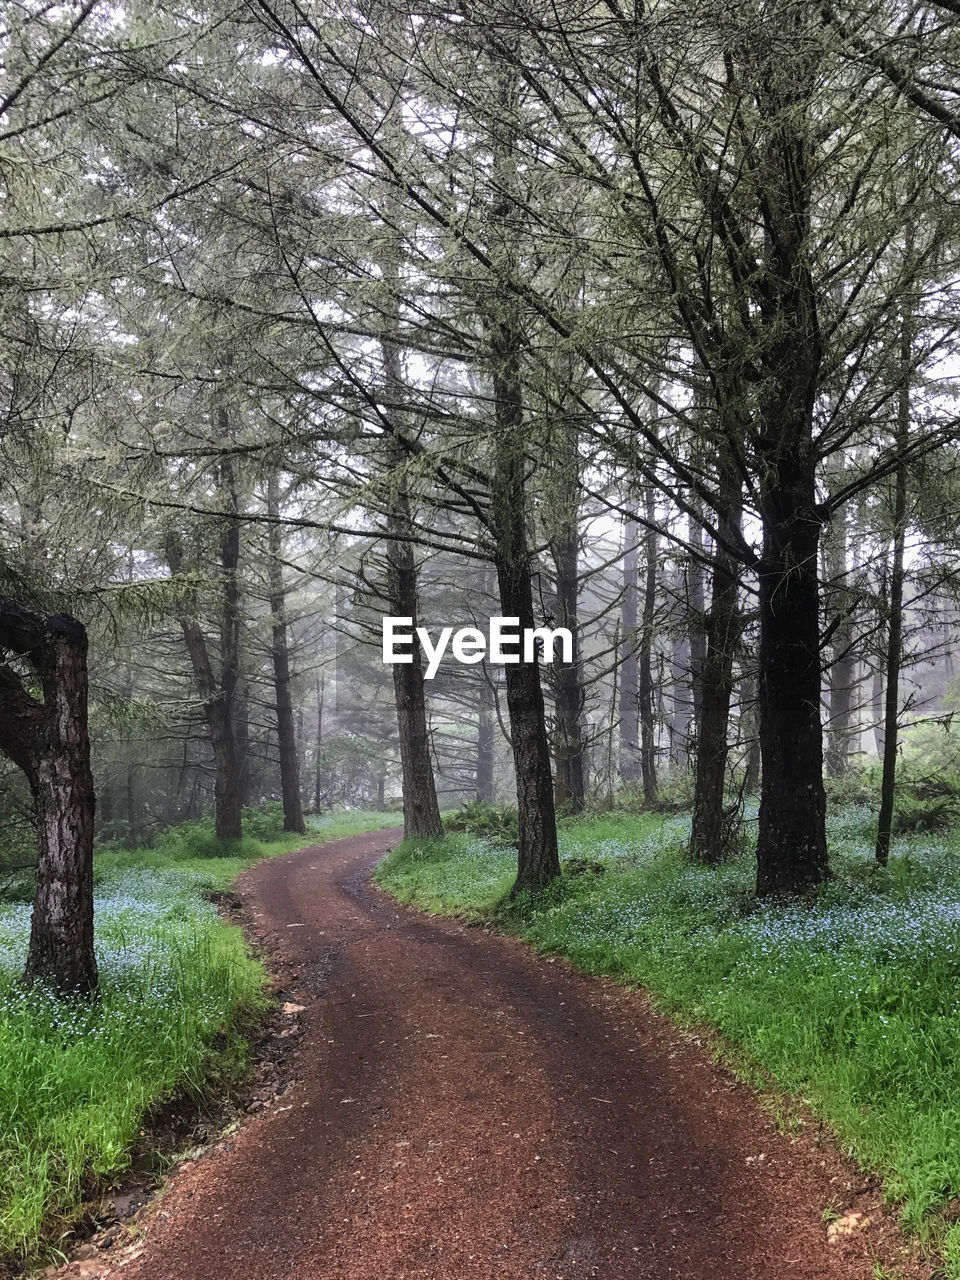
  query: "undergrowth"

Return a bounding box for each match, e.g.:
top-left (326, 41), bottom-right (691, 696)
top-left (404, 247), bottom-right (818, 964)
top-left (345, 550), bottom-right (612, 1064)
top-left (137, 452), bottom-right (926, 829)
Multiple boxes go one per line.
top-left (376, 804), bottom-right (960, 1274)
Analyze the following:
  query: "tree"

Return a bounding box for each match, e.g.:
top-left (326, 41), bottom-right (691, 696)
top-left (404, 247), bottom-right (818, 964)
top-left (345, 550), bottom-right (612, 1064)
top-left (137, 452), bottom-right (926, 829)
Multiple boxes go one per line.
top-left (164, 456), bottom-right (247, 841)
top-left (618, 513), bottom-right (641, 783)
top-left (265, 471), bottom-right (306, 834)
top-left (546, 419), bottom-right (587, 814)
top-left (819, 0), bottom-right (960, 141)
top-left (637, 484), bottom-right (659, 807)
top-left (822, 500), bottom-right (859, 778)
top-left (8, 0), bottom-right (955, 928)
top-left (689, 451), bottom-right (743, 864)
top-left (876, 303), bottom-right (914, 864)
top-left (0, 600), bottom-right (97, 995)
top-left (382, 446), bottom-right (446, 840)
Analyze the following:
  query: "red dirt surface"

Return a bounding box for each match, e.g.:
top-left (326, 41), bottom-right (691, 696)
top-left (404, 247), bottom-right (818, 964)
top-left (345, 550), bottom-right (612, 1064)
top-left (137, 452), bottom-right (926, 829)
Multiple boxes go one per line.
top-left (91, 829), bottom-right (922, 1279)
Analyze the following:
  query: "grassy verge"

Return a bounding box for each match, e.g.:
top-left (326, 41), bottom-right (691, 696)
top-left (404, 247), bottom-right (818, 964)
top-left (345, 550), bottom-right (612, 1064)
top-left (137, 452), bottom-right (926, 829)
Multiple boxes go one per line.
top-left (376, 805), bottom-right (960, 1272)
top-left (93, 807), bottom-right (401, 892)
top-left (0, 807), bottom-right (397, 1262)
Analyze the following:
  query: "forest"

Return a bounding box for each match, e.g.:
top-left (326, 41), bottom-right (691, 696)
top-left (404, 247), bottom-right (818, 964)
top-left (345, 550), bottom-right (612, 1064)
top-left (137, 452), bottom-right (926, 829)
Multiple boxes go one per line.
top-left (1, 0), bottom-right (960, 1274)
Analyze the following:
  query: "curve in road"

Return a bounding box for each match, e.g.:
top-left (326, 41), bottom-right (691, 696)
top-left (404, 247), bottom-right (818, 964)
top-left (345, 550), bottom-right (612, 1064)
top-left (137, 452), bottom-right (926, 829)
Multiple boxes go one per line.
top-left (112, 828), bottom-right (909, 1280)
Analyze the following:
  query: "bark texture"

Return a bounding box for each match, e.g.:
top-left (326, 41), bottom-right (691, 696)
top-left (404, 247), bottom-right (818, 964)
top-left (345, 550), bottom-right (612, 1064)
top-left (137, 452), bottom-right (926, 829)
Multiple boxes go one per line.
top-left (752, 44), bottom-right (829, 897)
top-left (381, 338), bottom-right (445, 841)
top-left (490, 328), bottom-right (560, 895)
top-left (756, 502), bottom-right (828, 895)
top-left (618, 517), bottom-right (640, 782)
top-left (487, 76), bottom-right (560, 894)
top-left (686, 509), bottom-right (707, 740)
top-left (689, 458), bottom-right (742, 864)
top-left (876, 316), bottom-right (911, 865)
top-left (385, 481), bottom-right (445, 839)
top-left (0, 601), bottom-right (98, 995)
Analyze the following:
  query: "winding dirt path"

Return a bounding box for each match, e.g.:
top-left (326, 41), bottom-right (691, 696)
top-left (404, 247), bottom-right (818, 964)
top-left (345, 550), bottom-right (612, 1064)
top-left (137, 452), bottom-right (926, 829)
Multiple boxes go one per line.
top-left (111, 830), bottom-right (914, 1279)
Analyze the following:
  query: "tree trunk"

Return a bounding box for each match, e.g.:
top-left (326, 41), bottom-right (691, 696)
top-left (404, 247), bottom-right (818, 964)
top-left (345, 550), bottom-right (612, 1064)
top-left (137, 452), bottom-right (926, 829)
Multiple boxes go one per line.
top-left (753, 53), bottom-right (829, 898)
top-left (619, 516), bottom-right (641, 782)
top-left (546, 406), bottom-right (587, 815)
top-left (389, 628), bottom-right (444, 838)
top-left (756, 508), bottom-right (828, 895)
top-left (875, 461), bottom-right (907, 865)
top-left (876, 306), bottom-right (912, 865)
top-left (208, 706), bottom-right (242, 841)
top-left (314, 674), bottom-right (324, 813)
top-left (871, 668), bottom-right (885, 756)
top-left (490, 337), bottom-right (560, 895)
top-left (823, 506), bottom-right (857, 778)
top-left (0, 603), bottom-right (98, 996)
top-left (27, 621), bottom-right (98, 995)
top-left (689, 459), bottom-right (742, 863)
top-left (164, 502), bottom-right (244, 842)
top-left (335, 580), bottom-right (354, 728)
top-left (382, 363), bottom-right (445, 841)
top-left (215, 456), bottom-right (244, 839)
top-left (482, 63), bottom-right (560, 892)
top-left (120, 550), bottom-right (139, 843)
top-left (385, 517), bottom-right (445, 839)
top-left (687, 507), bottom-right (707, 739)
top-left (669, 630), bottom-right (691, 766)
top-left (741, 674), bottom-right (761, 794)
top-left (638, 488), bottom-right (659, 806)
top-left (234, 680), bottom-right (251, 809)
top-left (266, 471), bottom-right (306, 835)
top-left (495, 539), bottom-right (561, 894)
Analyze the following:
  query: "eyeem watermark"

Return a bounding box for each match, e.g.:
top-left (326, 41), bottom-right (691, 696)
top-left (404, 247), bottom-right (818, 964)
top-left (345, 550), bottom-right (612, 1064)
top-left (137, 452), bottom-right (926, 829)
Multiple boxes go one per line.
top-left (382, 616), bottom-right (573, 680)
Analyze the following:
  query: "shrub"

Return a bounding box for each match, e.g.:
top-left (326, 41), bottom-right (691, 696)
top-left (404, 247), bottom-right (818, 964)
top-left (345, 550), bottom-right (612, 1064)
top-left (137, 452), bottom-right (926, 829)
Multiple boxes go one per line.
top-left (823, 767), bottom-right (879, 809)
top-left (892, 793), bottom-right (959, 834)
top-left (240, 801), bottom-right (286, 842)
top-left (649, 771), bottom-right (697, 812)
top-left (445, 801), bottom-right (519, 844)
top-left (901, 766), bottom-right (960, 802)
top-left (155, 819), bottom-right (233, 860)
top-left (602, 771), bottom-right (696, 814)
top-left (150, 803), bottom-right (288, 859)
top-left (563, 856), bottom-right (606, 877)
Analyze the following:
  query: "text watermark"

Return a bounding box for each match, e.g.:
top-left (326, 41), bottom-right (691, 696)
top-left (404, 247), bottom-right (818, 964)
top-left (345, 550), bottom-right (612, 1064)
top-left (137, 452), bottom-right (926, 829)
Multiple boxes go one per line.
top-left (382, 616), bottom-right (573, 680)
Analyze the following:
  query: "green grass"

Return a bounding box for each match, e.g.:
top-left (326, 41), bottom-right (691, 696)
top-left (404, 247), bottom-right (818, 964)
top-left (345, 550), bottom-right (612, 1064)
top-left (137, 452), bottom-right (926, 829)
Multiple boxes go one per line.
top-left (94, 807), bottom-right (401, 891)
top-left (0, 806), bottom-right (397, 1263)
top-left (376, 804), bottom-right (960, 1271)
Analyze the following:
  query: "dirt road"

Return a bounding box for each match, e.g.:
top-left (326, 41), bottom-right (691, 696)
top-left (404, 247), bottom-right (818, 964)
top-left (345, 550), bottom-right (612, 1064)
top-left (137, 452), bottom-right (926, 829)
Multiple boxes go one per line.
top-left (114, 829), bottom-right (910, 1279)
